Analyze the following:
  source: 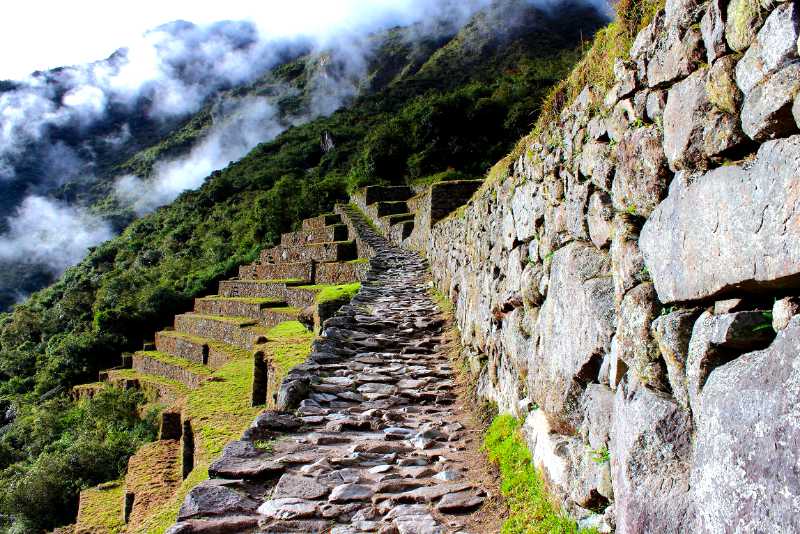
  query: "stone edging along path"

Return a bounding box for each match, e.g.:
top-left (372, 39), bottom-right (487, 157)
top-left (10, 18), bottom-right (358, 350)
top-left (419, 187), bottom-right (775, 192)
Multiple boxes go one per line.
top-left (167, 204), bottom-right (496, 534)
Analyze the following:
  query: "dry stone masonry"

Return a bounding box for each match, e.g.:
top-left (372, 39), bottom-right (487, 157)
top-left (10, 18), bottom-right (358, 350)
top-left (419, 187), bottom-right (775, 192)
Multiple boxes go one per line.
top-left (167, 203), bottom-right (490, 534)
top-left (381, 1), bottom-right (800, 532)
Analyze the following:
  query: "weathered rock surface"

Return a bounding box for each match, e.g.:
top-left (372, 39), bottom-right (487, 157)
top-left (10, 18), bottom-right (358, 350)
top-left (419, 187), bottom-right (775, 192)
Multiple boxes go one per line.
top-left (641, 136), bottom-right (800, 303)
top-left (692, 318), bottom-right (800, 532)
top-left (611, 383), bottom-right (694, 534)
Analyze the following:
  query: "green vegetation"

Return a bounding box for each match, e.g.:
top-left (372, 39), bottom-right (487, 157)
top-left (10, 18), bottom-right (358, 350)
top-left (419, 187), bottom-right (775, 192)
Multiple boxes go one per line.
top-left (262, 321), bottom-right (315, 390)
top-left (74, 481), bottom-right (126, 534)
top-left (0, 3), bottom-right (606, 530)
top-left (134, 320), bottom-right (313, 532)
top-left (315, 283), bottom-right (362, 305)
top-left (0, 387), bottom-right (158, 532)
top-left (484, 415), bottom-right (598, 534)
top-left (590, 447), bottom-right (611, 464)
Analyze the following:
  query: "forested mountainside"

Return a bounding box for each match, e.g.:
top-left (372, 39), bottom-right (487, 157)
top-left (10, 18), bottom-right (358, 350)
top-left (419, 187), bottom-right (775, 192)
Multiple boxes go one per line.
top-left (0, 1), bottom-right (607, 531)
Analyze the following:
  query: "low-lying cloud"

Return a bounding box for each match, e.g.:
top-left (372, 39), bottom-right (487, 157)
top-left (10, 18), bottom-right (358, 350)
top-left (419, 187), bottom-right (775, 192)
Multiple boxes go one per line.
top-left (0, 196), bottom-right (113, 274)
top-left (0, 0), bottom-right (609, 307)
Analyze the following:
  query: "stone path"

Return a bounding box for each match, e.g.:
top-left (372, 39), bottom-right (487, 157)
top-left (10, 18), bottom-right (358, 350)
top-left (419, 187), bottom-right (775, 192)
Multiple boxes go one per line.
top-left (168, 205), bottom-right (490, 534)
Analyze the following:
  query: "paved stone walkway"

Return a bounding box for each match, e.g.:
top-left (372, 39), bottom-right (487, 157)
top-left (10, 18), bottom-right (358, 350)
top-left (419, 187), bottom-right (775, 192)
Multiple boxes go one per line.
top-left (168, 207), bottom-right (488, 534)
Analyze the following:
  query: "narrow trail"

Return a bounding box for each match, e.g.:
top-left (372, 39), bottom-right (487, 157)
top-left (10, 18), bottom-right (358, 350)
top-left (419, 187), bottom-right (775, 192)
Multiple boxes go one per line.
top-left (169, 206), bottom-right (495, 534)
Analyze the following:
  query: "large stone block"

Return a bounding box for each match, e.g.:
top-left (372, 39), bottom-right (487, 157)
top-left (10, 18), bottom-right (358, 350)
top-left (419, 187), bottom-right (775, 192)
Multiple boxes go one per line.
top-left (735, 3), bottom-right (799, 95)
top-left (741, 62), bottom-right (800, 141)
top-left (640, 136), bottom-right (800, 303)
top-left (611, 125), bottom-right (669, 218)
top-left (691, 317), bottom-right (800, 533)
top-left (611, 383), bottom-right (694, 534)
top-left (531, 242), bottom-right (615, 430)
top-left (663, 67), bottom-right (745, 171)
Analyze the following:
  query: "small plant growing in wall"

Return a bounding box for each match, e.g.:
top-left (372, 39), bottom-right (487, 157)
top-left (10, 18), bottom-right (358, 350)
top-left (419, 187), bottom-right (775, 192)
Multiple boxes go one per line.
top-left (590, 446), bottom-right (610, 464)
top-left (752, 311), bottom-right (774, 332)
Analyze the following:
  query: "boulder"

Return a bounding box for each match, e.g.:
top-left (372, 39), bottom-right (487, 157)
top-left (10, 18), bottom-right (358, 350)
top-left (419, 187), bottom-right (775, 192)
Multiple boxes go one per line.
top-left (640, 137), bottom-right (800, 303)
top-left (692, 317), bottom-right (800, 532)
top-left (532, 242), bottom-right (615, 429)
top-left (647, 26), bottom-right (704, 88)
top-left (700, 0), bottom-right (728, 63)
top-left (735, 3), bottom-right (799, 95)
top-left (741, 62), bottom-right (800, 141)
top-left (686, 310), bottom-right (776, 412)
top-left (773, 296), bottom-right (800, 330)
top-left (610, 214), bottom-right (646, 305)
top-left (725, 0), bottom-right (772, 51)
top-left (706, 55), bottom-right (742, 115)
top-left (611, 383), bottom-right (694, 534)
top-left (587, 190), bottom-right (614, 249)
top-left (178, 480), bottom-right (259, 521)
top-left (651, 308), bottom-right (703, 409)
top-left (615, 284), bottom-right (665, 391)
top-left (663, 67), bottom-right (745, 171)
top-left (611, 125), bottom-right (669, 218)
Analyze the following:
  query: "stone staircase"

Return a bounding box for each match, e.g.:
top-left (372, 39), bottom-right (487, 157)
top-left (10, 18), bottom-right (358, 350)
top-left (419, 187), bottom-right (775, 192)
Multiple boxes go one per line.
top-left (351, 185), bottom-right (417, 244)
top-left (73, 210), bottom-right (372, 532)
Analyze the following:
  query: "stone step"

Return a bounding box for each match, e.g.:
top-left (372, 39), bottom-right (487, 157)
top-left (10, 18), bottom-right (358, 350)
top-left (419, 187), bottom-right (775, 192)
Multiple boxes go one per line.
top-left (383, 213), bottom-right (415, 226)
top-left (260, 240), bottom-right (357, 264)
top-left (238, 261), bottom-right (313, 282)
top-left (302, 213), bottom-right (342, 231)
top-left (280, 224), bottom-right (348, 247)
top-left (372, 201), bottom-right (409, 217)
top-left (218, 280), bottom-right (321, 309)
top-left (194, 296), bottom-right (287, 319)
top-left (132, 351), bottom-right (212, 389)
top-left (261, 307), bottom-right (302, 329)
top-left (155, 330), bottom-right (251, 370)
top-left (389, 220), bottom-right (415, 243)
top-left (174, 313), bottom-right (259, 350)
top-left (316, 260), bottom-right (371, 285)
top-left (361, 185), bottom-right (414, 204)
top-left (104, 368), bottom-right (189, 404)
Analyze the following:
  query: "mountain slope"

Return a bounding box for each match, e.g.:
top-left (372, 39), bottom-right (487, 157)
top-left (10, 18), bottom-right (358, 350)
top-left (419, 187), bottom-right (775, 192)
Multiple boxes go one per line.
top-left (0, 1), bottom-right (607, 531)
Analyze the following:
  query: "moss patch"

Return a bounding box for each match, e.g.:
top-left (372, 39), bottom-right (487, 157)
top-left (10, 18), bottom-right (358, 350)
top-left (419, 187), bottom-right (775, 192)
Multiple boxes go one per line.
top-left (484, 415), bottom-right (598, 534)
top-left (75, 481), bottom-right (126, 534)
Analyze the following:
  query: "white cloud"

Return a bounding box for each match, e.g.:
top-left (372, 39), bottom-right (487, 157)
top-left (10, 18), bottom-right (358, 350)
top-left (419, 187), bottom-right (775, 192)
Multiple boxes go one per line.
top-left (0, 196), bottom-right (113, 273)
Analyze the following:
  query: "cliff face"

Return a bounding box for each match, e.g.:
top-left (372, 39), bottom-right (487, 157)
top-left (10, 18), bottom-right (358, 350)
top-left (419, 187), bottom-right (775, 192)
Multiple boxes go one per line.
top-left (404, 0), bottom-right (800, 531)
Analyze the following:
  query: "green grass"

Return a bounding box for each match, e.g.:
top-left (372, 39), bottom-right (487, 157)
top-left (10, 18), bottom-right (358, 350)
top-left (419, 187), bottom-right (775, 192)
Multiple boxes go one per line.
top-left (346, 258), bottom-right (370, 264)
top-left (484, 415), bottom-right (598, 534)
top-left (75, 481), bottom-right (126, 533)
top-left (315, 283), bottom-right (361, 305)
top-left (136, 351), bottom-right (213, 377)
top-left (263, 321), bottom-right (315, 397)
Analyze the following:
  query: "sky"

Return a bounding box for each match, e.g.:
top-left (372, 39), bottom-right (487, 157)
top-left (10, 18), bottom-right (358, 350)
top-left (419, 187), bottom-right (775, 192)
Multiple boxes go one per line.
top-left (0, 0), bottom-right (427, 80)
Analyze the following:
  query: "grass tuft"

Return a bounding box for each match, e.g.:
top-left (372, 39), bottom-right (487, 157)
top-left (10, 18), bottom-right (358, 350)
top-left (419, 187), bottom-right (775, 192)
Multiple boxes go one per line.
top-left (484, 415), bottom-right (598, 534)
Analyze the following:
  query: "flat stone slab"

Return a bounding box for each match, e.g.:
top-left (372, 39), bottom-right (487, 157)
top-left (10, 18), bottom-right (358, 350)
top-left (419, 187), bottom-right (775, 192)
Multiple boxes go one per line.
top-left (272, 474), bottom-right (330, 500)
top-left (641, 136), bottom-right (800, 303)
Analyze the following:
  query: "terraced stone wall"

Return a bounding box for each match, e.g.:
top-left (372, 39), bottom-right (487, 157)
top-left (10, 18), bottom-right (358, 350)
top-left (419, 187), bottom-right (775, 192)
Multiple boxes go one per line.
top-left (409, 1), bottom-right (800, 532)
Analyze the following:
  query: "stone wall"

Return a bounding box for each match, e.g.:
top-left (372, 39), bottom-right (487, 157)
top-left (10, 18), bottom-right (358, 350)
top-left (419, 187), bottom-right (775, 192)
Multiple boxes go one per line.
top-left (408, 1), bottom-right (800, 531)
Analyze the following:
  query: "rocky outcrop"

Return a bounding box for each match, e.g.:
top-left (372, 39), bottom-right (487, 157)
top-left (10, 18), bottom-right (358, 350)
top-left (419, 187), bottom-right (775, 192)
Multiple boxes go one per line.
top-left (391, 0), bottom-right (800, 530)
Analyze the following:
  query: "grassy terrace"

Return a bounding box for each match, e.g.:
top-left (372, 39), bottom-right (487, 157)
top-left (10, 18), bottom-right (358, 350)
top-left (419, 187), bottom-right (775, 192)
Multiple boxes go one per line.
top-left (181, 313), bottom-right (258, 326)
top-left (197, 295), bottom-right (287, 305)
top-left (131, 320), bottom-right (313, 532)
top-left (136, 351), bottom-right (213, 378)
top-left (108, 368), bottom-right (190, 396)
top-left (156, 330), bottom-right (252, 361)
top-left (75, 481), bottom-right (126, 534)
top-left (291, 282), bottom-right (361, 305)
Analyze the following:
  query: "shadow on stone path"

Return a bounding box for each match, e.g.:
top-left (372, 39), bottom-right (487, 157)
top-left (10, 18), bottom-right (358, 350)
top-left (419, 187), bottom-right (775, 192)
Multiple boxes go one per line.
top-left (167, 205), bottom-right (492, 534)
